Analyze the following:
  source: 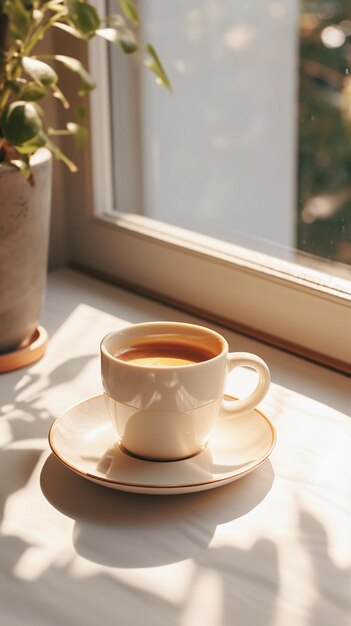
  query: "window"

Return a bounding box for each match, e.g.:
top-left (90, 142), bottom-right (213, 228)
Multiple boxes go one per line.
top-left (66, 0), bottom-right (351, 373)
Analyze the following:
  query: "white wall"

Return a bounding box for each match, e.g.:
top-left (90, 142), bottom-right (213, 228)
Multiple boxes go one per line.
top-left (139, 0), bottom-right (298, 254)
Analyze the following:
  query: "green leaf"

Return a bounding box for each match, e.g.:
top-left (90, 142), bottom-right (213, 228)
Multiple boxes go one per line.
top-left (6, 80), bottom-right (23, 95)
top-left (103, 14), bottom-right (125, 28)
top-left (54, 54), bottom-right (95, 93)
top-left (66, 0), bottom-right (100, 38)
top-left (46, 0), bottom-right (65, 11)
top-left (3, 0), bottom-right (32, 40)
top-left (15, 130), bottom-right (47, 154)
top-left (53, 21), bottom-right (85, 39)
top-left (144, 44), bottom-right (171, 91)
top-left (2, 101), bottom-right (43, 146)
top-left (118, 0), bottom-right (139, 26)
top-left (21, 0), bottom-right (35, 10)
top-left (20, 82), bottom-right (48, 100)
top-left (22, 57), bottom-right (58, 87)
top-left (96, 27), bottom-right (138, 54)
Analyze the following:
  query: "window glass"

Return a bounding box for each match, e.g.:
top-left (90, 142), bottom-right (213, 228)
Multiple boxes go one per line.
top-left (108, 0), bottom-right (351, 276)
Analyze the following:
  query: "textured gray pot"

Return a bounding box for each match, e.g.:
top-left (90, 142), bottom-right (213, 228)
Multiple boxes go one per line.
top-left (0, 148), bottom-right (52, 353)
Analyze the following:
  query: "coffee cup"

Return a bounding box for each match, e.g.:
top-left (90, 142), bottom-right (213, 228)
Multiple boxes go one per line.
top-left (100, 321), bottom-right (270, 461)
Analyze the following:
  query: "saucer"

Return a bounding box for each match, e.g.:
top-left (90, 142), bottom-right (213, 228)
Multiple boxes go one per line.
top-left (49, 394), bottom-right (276, 495)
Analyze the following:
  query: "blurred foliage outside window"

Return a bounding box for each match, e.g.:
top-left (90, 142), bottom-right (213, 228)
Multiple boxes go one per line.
top-left (298, 0), bottom-right (351, 266)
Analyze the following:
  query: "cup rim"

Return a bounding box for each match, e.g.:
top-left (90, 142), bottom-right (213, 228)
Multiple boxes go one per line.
top-left (100, 321), bottom-right (228, 370)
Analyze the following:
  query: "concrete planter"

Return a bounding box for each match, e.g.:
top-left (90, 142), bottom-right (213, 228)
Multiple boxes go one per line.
top-left (0, 148), bottom-right (52, 353)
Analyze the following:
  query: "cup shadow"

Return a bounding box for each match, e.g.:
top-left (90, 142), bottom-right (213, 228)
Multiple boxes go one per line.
top-left (40, 453), bottom-right (275, 569)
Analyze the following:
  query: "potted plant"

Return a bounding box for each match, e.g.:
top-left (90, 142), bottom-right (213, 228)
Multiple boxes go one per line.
top-left (0, 0), bottom-right (169, 359)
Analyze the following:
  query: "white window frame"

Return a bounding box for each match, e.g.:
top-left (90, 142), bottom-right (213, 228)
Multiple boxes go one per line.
top-left (67, 1), bottom-right (351, 374)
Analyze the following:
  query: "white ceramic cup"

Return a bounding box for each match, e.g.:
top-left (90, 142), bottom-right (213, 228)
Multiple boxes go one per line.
top-left (100, 321), bottom-right (270, 461)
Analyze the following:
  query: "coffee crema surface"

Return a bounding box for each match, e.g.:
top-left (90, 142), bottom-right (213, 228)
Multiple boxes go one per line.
top-left (114, 340), bottom-right (218, 367)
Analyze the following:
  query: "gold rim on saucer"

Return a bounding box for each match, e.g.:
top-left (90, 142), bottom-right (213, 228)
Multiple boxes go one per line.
top-left (48, 394), bottom-right (276, 494)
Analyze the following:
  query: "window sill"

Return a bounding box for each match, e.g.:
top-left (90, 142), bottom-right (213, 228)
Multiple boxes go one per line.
top-left (46, 268), bottom-right (350, 414)
top-left (67, 211), bottom-right (351, 374)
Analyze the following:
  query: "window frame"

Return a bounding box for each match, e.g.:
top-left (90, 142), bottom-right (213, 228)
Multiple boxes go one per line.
top-left (65, 1), bottom-right (351, 374)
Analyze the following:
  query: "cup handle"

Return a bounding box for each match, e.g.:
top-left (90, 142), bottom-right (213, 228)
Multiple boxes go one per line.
top-left (221, 352), bottom-right (270, 416)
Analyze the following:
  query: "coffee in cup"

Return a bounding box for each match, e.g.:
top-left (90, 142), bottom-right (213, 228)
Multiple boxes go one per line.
top-left (113, 336), bottom-right (217, 367)
top-left (101, 321), bottom-right (270, 461)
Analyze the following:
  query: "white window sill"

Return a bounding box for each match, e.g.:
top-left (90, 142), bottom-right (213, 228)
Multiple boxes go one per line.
top-left (1, 268), bottom-right (350, 625)
top-left (45, 268), bottom-right (350, 415)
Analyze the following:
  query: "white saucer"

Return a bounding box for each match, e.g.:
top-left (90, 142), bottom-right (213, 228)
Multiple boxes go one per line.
top-left (49, 394), bottom-right (276, 495)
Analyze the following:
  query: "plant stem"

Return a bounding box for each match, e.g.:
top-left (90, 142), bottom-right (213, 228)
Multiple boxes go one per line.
top-left (48, 128), bottom-right (71, 135)
top-left (23, 12), bottom-right (65, 57)
top-left (0, 78), bottom-right (10, 110)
